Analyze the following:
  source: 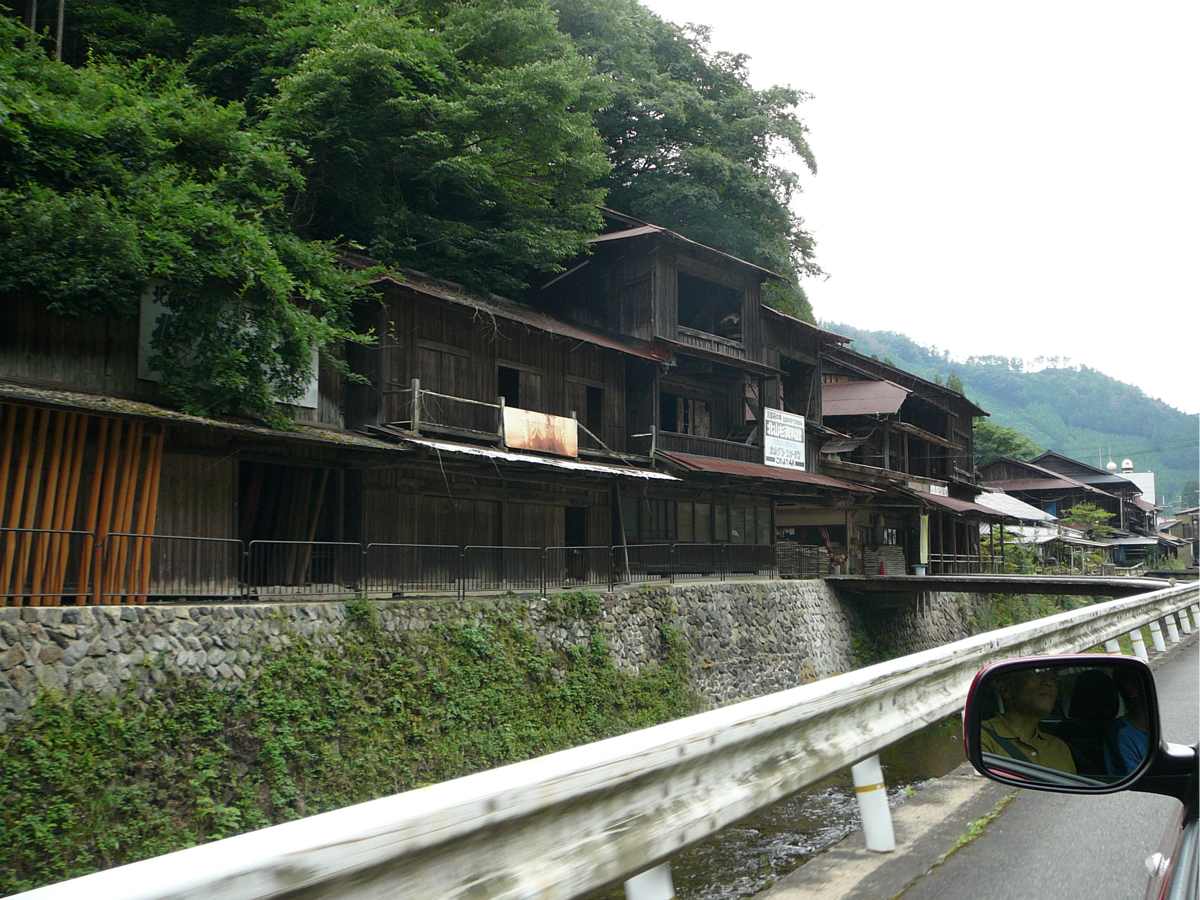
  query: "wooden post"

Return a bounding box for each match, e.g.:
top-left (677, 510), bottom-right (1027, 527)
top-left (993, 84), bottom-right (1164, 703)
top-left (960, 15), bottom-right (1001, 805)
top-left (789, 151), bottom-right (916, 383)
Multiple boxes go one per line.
top-left (93, 419), bottom-right (125, 604)
top-left (79, 417), bottom-right (110, 604)
top-left (937, 510), bottom-right (945, 575)
top-left (32, 411), bottom-right (69, 605)
top-left (52, 414), bottom-right (89, 602)
top-left (42, 413), bottom-right (78, 603)
top-left (108, 422), bottom-right (144, 603)
top-left (0, 405), bottom-right (27, 605)
top-left (0, 406), bottom-right (16, 542)
top-left (13, 409), bottom-right (51, 606)
top-left (131, 432), bottom-right (163, 603)
top-left (497, 394), bottom-right (506, 447)
top-left (135, 432), bottom-right (164, 603)
top-left (949, 513), bottom-right (958, 574)
top-left (999, 521), bottom-right (1006, 572)
top-left (410, 377), bottom-right (421, 433)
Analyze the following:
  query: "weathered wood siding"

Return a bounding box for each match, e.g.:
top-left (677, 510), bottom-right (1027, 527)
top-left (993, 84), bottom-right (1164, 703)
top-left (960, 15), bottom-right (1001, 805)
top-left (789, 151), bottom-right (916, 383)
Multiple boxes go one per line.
top-left (1, 295), bottom-right (142, 397)
top-left (155, 452), bottom-right (237, 539)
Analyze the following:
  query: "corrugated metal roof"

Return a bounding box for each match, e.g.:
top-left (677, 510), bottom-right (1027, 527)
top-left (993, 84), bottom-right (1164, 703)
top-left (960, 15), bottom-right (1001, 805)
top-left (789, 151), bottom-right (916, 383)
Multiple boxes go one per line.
top-left (912, 491), bottom-right (1010, 520)
top-left (822, 380), bottom-right (910, 417)
top-left (402, 436), bottom-right (678, 480)
top-left (353, 262), bottom-right (672, 364)
top-left (984, 477), bottom-right (1102, 493)
top-left (973, 491), bottom-right (1058, 522)
top-left (656, 450), bottom-right (876, 492)
top-left (0, 381), bottom-right (403, 452)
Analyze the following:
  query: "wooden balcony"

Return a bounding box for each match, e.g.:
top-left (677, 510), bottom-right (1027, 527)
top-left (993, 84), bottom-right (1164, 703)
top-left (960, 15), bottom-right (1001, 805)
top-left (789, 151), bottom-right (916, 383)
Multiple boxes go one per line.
top-left (676, 326), bottom-right (747, 361)
top-left (630, 427), bottom-right (761, 463)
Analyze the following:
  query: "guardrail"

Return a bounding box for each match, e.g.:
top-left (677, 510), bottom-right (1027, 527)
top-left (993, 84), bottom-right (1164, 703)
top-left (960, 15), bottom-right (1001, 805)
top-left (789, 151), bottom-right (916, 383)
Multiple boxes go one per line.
top-left (15, 583), bottom-right (1195, 900)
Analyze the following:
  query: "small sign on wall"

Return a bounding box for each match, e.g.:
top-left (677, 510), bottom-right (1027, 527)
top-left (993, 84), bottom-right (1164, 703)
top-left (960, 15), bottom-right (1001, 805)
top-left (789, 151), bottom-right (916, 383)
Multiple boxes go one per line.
top-left (763, 407), bottom-right (806, 471)
top-left (503, 407), bottom-right (578, 458)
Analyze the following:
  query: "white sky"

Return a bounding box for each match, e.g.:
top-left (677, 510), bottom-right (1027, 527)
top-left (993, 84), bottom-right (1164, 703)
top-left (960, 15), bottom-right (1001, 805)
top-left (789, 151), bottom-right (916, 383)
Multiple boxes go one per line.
top-left (641, 0), bottom-right (1200, 414)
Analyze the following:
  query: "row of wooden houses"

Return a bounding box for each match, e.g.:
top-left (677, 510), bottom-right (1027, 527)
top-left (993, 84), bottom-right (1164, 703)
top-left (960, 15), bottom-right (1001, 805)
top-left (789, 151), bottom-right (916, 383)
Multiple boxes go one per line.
top-left (0, 209), bottom-right (1166, 604)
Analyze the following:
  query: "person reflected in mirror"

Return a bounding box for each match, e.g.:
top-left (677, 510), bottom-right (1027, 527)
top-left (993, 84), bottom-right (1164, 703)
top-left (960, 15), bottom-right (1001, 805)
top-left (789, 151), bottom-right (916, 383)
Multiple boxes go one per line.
top-left (1107, 669), bottom-right (1151, 776)
top-left (981, 668), bottom-right (1077, 773)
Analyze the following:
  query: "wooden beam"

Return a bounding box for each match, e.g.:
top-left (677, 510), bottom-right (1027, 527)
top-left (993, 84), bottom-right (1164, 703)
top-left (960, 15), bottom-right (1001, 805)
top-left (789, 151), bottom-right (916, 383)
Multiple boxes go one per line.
top-left (0, 406), bottom-right (17, 547)
top-left (38, 413), bottom-right (77, 604)
top-left (109, 422), bottom-right (145, 603)
top-left (93, 418), bottom-right (125, 604)
top-left (51, 414), bottom-right (89, 601)
top-left (0, 405), bottom-right (32, 604)
top-left (134, 431), bottom-right (164, 603)
top-left (13, 408), bottom-right (51, 606)
top-left (80, 417), bottom-right (110, 604)
top-left (32, 411), bottom-right (69, 605)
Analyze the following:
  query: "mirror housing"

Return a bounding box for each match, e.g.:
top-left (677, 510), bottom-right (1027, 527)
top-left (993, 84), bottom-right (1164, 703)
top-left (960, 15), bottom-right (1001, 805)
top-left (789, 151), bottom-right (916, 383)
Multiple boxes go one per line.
top-left (964, 655), bottom-right (1161, 794)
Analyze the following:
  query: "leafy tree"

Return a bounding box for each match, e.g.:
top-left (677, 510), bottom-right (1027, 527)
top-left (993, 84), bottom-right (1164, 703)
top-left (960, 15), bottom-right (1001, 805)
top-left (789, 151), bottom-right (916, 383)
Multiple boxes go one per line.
top-left (0, 16), bottom-right (370, 420)
top-left (263, 1), bottom-right (611, 295)
top-left (945, 372), bottom-right (964, 393)
top-left (1179, 480), bottom-right (1199, 509)
top-left (553, 0), bottom-right (819, 319)
top-left (1061, 501), bottom-right (1116, 538)
top-left (973, 420), bottom-right (1041, 467)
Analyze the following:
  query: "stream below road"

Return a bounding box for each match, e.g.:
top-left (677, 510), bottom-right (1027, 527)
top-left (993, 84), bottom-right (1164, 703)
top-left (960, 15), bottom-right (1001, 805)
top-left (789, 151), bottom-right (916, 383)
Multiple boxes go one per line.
top-left (590, 713), bottom-right (966, 900)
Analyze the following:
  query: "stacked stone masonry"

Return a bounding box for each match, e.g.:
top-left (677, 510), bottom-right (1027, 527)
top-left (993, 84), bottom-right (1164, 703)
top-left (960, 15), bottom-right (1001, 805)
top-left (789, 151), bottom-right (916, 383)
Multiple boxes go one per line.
top-left (0, 582), bottom-right (980, 730)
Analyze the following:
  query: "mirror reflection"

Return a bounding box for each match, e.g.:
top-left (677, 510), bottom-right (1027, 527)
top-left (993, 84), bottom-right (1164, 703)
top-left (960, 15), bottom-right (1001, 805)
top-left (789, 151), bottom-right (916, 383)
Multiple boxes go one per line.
top-left (978, 664), bottom-right (1152, 787)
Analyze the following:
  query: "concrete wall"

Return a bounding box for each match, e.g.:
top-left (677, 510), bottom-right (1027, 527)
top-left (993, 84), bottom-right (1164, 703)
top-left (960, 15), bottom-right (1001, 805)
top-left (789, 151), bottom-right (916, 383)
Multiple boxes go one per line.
top-left (0, 581), bottom-right (980, 729)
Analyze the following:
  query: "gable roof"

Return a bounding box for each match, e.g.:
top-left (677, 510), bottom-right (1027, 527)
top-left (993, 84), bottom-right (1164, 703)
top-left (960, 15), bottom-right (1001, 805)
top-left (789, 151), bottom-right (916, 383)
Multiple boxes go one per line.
top-left (593, 209), bottom-right (785, 281)
top-left (827, 347), bottom-right (989, 418)
top-left (1031, 451), bottom-right (1140, 490)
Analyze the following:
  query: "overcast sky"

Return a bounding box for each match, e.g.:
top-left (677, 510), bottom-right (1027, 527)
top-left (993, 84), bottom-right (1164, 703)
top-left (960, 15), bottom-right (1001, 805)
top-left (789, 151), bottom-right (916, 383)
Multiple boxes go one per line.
top-left (641, 0), bottom-right (1199, 414)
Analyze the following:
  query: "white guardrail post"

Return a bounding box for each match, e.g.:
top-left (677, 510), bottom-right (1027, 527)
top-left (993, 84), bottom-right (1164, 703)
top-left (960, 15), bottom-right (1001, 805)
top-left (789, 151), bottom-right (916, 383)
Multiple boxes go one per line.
top-left (1191, 603), bottom-right (1200, 632)
top-left (624, 864), bottom-right (674, 900)
top-left (1178, 609), bottom-right (1192, 636)
top-left (11, 582), bottom-right (1197, 900)
top-left (1103, 638), bottom-right (1122, 655)
top-left (851, 755), bottom-right (896, 852)
top-left (1128, 626), bottom-right (1150, 660)
top-left (1163, 614), bottom-right (1181, 644)
top-left (1148, 618), bottom-right (1168, 652)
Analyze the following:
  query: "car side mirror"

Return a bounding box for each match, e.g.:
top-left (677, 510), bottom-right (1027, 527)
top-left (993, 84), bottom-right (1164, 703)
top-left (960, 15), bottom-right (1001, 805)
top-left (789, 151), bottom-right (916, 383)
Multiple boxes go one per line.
top-left (964, 655), bottom-right (1161, 793)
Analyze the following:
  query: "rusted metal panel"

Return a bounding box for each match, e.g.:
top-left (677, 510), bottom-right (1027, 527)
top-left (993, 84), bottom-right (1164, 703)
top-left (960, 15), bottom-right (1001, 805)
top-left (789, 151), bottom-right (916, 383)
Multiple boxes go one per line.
top-left (502, 407), bottom-right (577, 457)
top-left (821, 379), bottom-right (910, 417)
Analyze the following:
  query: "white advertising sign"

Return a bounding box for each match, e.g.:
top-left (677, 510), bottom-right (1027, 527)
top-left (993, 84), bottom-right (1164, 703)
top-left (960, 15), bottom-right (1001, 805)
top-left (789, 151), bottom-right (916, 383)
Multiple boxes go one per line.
top-left (763, 408), bottom-right (806, 471)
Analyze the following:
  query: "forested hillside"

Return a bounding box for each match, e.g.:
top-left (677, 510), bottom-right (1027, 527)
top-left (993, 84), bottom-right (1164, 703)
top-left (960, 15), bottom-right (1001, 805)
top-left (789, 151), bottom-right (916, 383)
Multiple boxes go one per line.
top-left (826, 323), bottom-right (1199, 508)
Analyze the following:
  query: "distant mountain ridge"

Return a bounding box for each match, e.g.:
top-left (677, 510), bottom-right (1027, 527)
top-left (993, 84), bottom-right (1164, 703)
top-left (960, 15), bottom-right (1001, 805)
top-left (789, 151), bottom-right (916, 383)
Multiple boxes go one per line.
top-left (822, 322), bottom-right (1199, 509)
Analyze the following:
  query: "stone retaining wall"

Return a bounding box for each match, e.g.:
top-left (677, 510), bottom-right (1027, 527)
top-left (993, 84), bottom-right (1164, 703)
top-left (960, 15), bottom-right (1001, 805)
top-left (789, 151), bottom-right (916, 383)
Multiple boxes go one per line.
top-left (0, 581), bottom-right (980, 729)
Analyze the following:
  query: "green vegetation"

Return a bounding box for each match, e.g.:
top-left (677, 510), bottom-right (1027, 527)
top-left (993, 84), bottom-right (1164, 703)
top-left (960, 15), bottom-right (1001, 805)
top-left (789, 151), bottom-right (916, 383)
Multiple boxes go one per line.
top-left (1059, 501), bottom-right (1116, 539)
top-left (0, 602), bottom-right (695, 894)
top-left (0, 16), bottom-right (370, 421)
top-left (2, 0), bottom-right (821, 421)
top-left (824, 323), bottom-right (1199, 507)
top-left (973, 420), bottom-right (1042, 467)
top-left (970, 594), bottom-right (1092, 632)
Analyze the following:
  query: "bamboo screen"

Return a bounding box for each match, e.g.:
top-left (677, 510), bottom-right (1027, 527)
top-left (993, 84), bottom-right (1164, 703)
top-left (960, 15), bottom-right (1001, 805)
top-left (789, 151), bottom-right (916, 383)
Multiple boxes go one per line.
top-left (0, 403), bottom-right (164, 606)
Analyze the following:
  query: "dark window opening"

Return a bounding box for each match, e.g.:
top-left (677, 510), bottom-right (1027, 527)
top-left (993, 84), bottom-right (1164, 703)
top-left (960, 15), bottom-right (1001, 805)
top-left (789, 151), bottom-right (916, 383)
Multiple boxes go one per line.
top-left (585, 385), bottom-right (603, 436)
top-left (659, 392), bottom-right (710, 436)
top-left (497, 366), bottom-right (520, 408)
top-left (565, 507), bottom-right (587, 547)
top-left (678, 272), bottom-right (743, 341)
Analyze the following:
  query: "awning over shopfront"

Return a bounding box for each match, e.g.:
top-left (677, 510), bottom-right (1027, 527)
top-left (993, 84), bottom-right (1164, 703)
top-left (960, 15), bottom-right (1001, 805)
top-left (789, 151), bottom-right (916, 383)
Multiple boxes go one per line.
top-left (973, 491), bottom-right (1057, 523)
top-left (656, 450), bottom-right (876, 493)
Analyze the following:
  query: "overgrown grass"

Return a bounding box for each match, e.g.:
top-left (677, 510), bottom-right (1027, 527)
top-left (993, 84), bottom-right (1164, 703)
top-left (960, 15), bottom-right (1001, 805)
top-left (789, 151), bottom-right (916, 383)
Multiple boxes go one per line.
top-left (0, 601), bottom-right (696, 894)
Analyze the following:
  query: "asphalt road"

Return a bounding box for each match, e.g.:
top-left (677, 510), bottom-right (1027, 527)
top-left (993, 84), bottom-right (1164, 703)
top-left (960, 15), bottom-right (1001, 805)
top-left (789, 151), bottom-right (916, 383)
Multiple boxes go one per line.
top-left (902, 636), bottom-right (1199, 900)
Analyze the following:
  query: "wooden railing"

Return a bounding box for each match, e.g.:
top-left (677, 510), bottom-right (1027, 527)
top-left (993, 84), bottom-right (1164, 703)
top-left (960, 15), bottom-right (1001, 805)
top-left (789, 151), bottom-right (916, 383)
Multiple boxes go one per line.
top-left (631, 426), bottom-right (761, 462)
top-left (676, 325), bottom-right (748, 360)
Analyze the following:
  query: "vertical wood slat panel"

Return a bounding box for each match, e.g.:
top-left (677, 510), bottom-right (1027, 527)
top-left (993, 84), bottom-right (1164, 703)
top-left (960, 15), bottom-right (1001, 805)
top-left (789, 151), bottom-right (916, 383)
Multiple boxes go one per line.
top-left (93, 418), bottom-right (124, 604)
top-left (13, 409), bottom-right (51, 604)
top-left (133, 432), bottom-right (164, 603)
top-left (108, 422), bottom-right (144, 607)
top-left (51, 413), bottom-right (90, 601)
top-left (79, 416), bottom-right (110, 603)
top-left (34, 412), bottom-right (74, 604)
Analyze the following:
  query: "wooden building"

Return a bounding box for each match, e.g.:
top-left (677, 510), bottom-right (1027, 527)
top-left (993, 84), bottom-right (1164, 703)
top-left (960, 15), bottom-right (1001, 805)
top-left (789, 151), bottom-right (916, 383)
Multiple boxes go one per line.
top-left (0, 209), bottom-right (997, 603)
